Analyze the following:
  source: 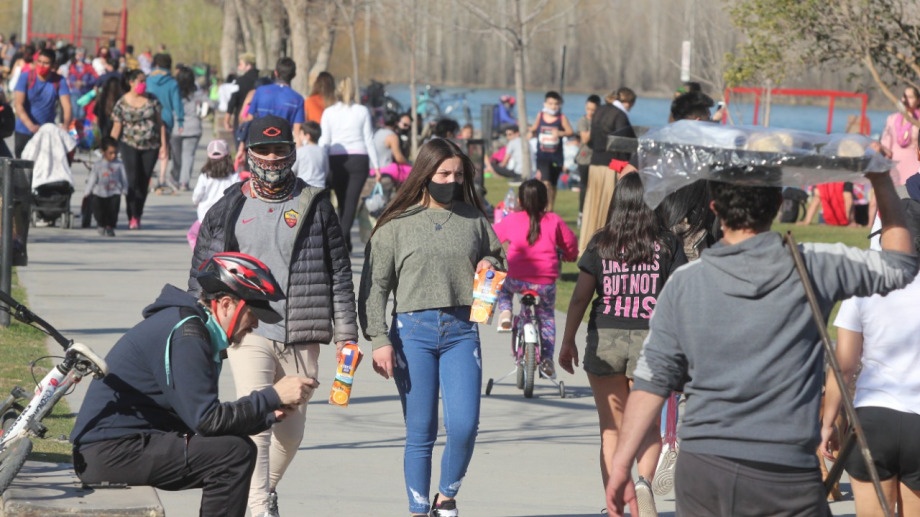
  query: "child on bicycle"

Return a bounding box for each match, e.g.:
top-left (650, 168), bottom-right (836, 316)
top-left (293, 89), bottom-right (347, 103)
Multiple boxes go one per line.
top-left (493, 179), bottom-right (578, 377)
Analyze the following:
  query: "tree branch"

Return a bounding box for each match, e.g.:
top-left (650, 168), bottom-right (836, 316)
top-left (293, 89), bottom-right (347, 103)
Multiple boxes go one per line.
top-left (863, 53), bottom-right (920, 128)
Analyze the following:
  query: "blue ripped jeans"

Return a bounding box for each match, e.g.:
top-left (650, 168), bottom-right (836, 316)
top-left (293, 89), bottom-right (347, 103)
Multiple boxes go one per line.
top-left (390, 307), bottom-right (482, 515)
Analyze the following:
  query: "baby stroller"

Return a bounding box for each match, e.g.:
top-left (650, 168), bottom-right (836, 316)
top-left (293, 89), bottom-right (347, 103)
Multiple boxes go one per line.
top-left (21, 124), bottom-right (77, 228)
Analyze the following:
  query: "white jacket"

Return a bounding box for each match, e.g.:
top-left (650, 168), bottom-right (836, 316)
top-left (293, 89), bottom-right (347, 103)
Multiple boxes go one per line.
top-left (21, 124), bottom-right (76, 189)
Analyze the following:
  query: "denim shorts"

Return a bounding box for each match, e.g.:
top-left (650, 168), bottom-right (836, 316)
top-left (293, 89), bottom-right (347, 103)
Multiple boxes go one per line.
top-left (583, 327), bottom-right (648, 378)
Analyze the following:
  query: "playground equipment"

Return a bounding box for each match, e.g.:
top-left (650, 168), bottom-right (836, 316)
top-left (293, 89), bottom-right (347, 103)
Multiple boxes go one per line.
top-left (25, 0), bottom-right (128, 54)
top-left (723, 87), bottom-right (871, 135)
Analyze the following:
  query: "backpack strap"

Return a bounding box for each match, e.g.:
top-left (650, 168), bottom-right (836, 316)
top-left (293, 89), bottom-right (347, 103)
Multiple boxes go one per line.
top-left (164, 315), bottom-right (201, 386)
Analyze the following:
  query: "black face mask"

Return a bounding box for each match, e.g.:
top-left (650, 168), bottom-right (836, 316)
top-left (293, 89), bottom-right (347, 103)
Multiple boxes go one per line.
top-left (427, 180), bottom-right (464, 205)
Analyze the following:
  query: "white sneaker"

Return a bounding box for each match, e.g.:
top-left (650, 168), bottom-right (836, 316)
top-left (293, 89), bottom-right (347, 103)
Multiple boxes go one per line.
top-left (652, 447), bottom-right (678, 495)
top-left (634, 476), bottom-right (658, 517)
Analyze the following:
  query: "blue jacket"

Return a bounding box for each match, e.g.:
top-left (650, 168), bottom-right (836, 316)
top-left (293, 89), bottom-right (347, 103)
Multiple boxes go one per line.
top-left (145, 68), bottom-right (184, 131)
top-left (71, 285), bottom-right (282, 446)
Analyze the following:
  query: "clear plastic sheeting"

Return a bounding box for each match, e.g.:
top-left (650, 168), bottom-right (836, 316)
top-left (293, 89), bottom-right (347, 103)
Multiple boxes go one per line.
top-left (637, 120), bottom-right (893, 207)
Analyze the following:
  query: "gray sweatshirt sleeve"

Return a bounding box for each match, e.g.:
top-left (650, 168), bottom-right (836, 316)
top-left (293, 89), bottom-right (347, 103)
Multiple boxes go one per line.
top-left (358, 224), bottom-right (397, 350)
top-left (631, 281), bottom-right (689, 397)
top-left (805, 243), bottom-right (918, 302)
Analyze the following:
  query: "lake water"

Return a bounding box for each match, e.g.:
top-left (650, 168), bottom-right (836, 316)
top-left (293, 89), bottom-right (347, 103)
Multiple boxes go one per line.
top-left (383, 84), bottom-right (893, 138)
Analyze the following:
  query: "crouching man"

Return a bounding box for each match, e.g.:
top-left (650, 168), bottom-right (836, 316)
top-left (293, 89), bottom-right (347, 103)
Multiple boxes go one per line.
top-left (71, 252), bottom-right (316, 517)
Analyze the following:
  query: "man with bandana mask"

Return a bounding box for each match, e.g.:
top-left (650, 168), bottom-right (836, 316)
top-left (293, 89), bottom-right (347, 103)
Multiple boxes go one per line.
top-left (11, 48), bottom-right (72, 157)
top-left (190, 115), bottom-right (357, 517)
top-left (71, 253), bottom-right (316, 517)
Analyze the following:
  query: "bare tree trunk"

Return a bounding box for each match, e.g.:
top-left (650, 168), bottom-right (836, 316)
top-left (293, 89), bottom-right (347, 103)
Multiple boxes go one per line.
top-left (363, 3), bottom-right (371, 72)
top-left (308, 3), bottom-right (338, 79)
top-left (234, 0), bottom-right (255, 58)
top-left (242, 0), bottom-right (268, 69)
top-left (349, 22), bottom-right (360, 89)
top-left (264, 0), bottom-right (284, 68)
top-left (282, 0), bottom-right (311, 94)
top-left (220, 0), bottom-right (239, 78)
top-left (513, 45), bottom-right (532, 179)
top-left (410, 0), bottom-right (420, 159)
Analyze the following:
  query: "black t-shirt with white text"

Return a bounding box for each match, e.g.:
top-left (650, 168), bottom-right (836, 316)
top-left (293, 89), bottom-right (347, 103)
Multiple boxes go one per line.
top-left (579, 232), bottom-right (687, 330)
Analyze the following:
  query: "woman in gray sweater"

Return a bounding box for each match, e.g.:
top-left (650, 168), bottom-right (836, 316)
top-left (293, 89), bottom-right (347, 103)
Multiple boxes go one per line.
top-left (359, 139), bottom-right (505, 517)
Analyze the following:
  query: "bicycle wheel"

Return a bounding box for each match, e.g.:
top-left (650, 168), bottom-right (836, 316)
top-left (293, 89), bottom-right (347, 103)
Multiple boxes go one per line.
top-left (1, 410), bottom-right (18, 433)
top-left (513, 328), bottom-right (524, 389)
top-left (523, 332), bottom-right (537, 398)
top-left (418, 100), bottom-right (441, 125)
top-left (0, 435), bottom-right (32, 495)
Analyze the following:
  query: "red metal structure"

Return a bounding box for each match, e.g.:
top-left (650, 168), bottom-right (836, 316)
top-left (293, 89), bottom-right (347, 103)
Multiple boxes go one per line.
top-left (26, 0), bottom-right (128, 54)
top-left (723, 87), bottom-right (871, 135)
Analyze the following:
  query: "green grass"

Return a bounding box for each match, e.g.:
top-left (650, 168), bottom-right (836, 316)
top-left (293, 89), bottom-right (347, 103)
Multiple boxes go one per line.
top-left (0, 271), bottom-right (75, 463)
top-left (483, 173), bottom-right (872, 341)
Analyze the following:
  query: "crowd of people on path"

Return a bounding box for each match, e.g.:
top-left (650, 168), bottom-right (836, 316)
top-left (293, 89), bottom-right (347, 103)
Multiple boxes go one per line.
top-left (4, 33), bottom-right (920, 517)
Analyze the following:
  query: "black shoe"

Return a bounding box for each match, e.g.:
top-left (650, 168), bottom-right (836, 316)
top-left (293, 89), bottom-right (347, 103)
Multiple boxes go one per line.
top-left (430, 494), bottom-right (457, 517)
top-left (105, 227), bottom-right (116, 237)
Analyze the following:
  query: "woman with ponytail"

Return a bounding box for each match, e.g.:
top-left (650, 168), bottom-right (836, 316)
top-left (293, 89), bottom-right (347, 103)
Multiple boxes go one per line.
top-left (493, 179), bottom-right (578, 377)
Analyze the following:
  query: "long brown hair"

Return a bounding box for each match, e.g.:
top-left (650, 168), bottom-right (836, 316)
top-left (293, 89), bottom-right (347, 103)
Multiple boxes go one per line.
top-left (310, 71), bottom-right (336, 108)
top-left (591, 172), bottom-right (661, 265)
top-left (371, 139), bottom-right (485, 236)
top-left (518, 179), bottom-right (547, 246)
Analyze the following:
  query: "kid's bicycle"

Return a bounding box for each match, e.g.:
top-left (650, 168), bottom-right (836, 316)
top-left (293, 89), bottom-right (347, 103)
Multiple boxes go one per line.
top-left (0, 290), bottom-right (108, 495)
top-left (485, 290), bottom-right (565, 399)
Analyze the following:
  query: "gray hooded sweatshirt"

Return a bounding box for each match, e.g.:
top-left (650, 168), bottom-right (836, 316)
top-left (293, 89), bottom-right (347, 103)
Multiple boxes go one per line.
top-left (633, 231), bottom-right (917, 468)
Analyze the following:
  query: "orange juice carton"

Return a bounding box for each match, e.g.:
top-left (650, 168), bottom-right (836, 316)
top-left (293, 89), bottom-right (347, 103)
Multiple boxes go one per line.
top-left (329, 342), bottom-right (363, 407)
top-left (470, 268), bottom-right (507, 323)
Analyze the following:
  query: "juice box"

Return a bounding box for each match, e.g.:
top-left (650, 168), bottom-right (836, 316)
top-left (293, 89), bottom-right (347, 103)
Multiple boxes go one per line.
top-left (470, 268), bottom-right (507, 323)
top-left (329, 342), bottom-right (363, 407)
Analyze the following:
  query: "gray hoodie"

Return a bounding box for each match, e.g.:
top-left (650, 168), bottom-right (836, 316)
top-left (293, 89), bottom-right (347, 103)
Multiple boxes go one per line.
top-left (633, 231), bottom-right (917, 468)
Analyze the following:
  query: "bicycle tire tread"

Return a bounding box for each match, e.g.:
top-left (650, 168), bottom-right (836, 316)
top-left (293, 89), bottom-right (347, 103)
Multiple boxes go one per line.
top-left (0, 436), bottom-right (33, 495)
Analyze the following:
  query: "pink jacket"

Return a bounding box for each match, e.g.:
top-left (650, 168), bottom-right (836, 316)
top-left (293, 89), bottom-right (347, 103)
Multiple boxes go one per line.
top-left (493, 211), bottom-right (578, 284)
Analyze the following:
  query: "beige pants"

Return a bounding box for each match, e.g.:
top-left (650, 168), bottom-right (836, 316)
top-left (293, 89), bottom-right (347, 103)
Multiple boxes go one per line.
top-left (227, 333), bottom-right (320, 515)
top-left (578, 165), bottom-right (618, 254)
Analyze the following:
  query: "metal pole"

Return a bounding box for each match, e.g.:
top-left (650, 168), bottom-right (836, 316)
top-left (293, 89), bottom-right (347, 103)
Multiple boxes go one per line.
top-left (21, 0), bottom-right (29, 44)
top-left (1, 158), bottom-right (13, 328)
top-left (784, 232), bottom-right (892, 517)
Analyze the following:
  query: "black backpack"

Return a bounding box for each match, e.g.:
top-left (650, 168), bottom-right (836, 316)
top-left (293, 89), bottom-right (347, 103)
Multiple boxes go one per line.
top-left (0, 101), bottom-right (14, 139)
top-left (779, 187), bottom-right (809, 223)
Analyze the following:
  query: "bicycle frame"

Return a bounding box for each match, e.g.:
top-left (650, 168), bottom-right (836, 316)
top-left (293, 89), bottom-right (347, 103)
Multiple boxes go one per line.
top-left (0, 290), bottom-right (107, 445)
top-left (485, 290), bottom-right (565, 398)
top-left (0, 346), bottom-right (93, 445)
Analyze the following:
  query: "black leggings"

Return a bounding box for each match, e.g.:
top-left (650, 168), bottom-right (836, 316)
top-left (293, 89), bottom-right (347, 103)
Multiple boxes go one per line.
top-left (91, 194), bottom-right (121, 228)
top-left (329, 153), bottom-right (369, 250)
top-left (74, 433), bottom-right (257, 517)
top-left (578, 164), bottom-right (590, 212)
top-left (119, 143), bottom-right (159, 220)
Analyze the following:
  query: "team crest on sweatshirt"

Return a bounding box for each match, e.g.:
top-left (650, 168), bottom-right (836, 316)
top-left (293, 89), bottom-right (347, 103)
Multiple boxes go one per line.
top-left (283, 209), bottom-right (299, 228)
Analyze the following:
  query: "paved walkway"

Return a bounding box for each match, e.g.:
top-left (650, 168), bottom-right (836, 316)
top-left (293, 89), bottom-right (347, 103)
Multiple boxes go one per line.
top-left (12, 143), bottom-right (857, 516)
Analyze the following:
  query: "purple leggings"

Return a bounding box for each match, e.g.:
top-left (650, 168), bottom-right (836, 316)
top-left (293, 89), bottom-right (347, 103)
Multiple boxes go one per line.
top-left (496, 277), bottom-right (557, 358)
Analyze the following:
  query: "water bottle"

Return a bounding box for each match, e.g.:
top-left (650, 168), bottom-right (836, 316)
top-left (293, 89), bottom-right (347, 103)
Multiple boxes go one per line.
top-left (503, 188), bottom-right (517, 215)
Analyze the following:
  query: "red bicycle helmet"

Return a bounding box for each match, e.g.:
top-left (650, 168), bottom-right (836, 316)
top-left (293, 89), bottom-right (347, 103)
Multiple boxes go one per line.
top-left (197, 252), bottom-right (284, 323)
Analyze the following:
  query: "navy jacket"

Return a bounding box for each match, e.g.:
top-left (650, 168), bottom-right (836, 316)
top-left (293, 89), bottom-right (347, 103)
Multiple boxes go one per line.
top-left (71, 285), bottom-right (281, 446)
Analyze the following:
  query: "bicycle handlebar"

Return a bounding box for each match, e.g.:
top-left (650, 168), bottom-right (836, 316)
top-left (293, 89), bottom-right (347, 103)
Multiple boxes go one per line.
top-left (0, 290), bottom-right (73, 350)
